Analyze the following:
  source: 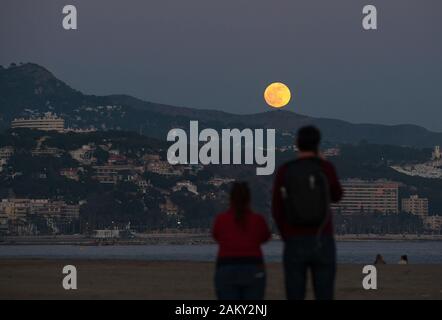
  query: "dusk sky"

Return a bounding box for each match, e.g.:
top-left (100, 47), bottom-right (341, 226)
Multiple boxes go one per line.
top-left (1, 0), bottom-right (441, 130)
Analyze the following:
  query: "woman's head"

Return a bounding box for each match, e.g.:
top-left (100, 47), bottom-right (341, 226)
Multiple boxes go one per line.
top-left (230, 182), bottom-right (251, 223)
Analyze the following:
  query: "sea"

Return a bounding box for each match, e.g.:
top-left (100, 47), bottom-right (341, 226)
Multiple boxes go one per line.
top-left (0, 240), bottom-right (441, 264)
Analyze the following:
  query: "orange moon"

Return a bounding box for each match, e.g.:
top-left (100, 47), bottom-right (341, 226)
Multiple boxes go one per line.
top-left (264, 82), bottom-right (291, 108)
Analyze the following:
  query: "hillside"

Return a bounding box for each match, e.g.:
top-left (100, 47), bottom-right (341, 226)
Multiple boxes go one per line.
top-left (1, 63), bottom-right (442, 146)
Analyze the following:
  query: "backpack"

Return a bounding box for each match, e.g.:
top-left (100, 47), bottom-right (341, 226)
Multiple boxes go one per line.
top-left (281, 158), bottom-right (330, 227)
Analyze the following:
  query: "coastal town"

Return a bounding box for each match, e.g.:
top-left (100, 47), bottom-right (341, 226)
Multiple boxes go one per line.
top-left (0, 113), bottom-right (441, 240)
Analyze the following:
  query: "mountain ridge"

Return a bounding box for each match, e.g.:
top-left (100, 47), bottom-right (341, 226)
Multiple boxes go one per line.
top-left (0, 62), bottom-right (441, 146)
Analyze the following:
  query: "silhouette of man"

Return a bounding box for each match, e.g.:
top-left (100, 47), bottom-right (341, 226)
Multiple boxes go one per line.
top-left (272, 126), bottom-right (343, 300)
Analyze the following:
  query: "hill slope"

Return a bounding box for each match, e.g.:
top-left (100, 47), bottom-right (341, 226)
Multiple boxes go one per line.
top-left (1, 63), bottom-right (441, 146)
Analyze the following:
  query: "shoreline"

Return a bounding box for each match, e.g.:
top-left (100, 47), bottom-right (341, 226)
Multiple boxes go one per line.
top-left (1, 239), bottom-right (440, 264)
top-left (0, 233), bottom-right (441, 245)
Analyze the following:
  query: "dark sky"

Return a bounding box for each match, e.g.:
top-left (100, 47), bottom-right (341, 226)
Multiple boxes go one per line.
top-left (1, 0), bottom-right (441, 130)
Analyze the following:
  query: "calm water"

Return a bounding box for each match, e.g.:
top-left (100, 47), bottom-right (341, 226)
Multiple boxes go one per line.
top-left (0, 241), bottom-right (441, 264)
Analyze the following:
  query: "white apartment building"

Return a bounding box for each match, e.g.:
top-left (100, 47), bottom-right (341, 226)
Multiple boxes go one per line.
top-left (424, 216), bottom-right (442, 231)
top-left (0, 199), bottom-right (80, 221)
top-left (11, 112), bottom-right (65, 132)
top-left (432, 146), bottom-right (441, 160)
top-left (0, 199), bottom-right (30, 220)
top-left (93, 229), bottom-right (120, 239)
top-left (332, 179), bottom-right (399, 214)
top-left (402, 195), bottom-right (429, 217)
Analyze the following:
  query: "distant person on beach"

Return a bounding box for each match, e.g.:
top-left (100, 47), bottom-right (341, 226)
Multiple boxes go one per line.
top-left (212, 182), bottom-right (271, 300)
top-left (272, 126), bottom-right (343, 300)
top-left (398, 255), bottom-right (408, 265)
top-left (374, 254), bottom-right (386, 265)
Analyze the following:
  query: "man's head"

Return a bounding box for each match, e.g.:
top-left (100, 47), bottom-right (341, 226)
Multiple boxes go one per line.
top-left (296, 126), bottom-right (321, 153)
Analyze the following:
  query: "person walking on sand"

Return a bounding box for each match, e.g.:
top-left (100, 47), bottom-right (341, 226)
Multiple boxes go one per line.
top-left (374, 254), bottom-right (386, 265)
top-left (398, 255), bottom-right (408, 265)
top-left (212, 182), bottom-right (271, 300)
top-left (272, 126), bottom-right (343, 300)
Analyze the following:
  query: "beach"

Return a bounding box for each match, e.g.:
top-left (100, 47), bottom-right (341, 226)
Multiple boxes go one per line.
top-left (0, 260), bottom-right (441, 300)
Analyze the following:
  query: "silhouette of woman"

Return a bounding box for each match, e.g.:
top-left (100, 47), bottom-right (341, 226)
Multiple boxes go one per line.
top-left (212, 182), bottom-right (271, 300)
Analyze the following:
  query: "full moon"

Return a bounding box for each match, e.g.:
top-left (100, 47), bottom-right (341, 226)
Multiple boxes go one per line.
top-left (264, 82), bottom-right (291, 108)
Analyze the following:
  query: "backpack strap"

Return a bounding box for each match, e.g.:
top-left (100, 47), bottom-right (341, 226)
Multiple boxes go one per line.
top-left (314, 158), bottom-right (332, 248)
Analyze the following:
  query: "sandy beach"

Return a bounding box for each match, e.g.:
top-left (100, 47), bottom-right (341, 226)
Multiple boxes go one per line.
top-left (0, 260), bottom-right (441, 300)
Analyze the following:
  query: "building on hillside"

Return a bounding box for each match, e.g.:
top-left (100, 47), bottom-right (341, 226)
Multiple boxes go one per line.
top-left (160, 198), bottom-right (179, 216)
top-left (323, 147), bottom-right (341, 158)
top-left (108, 154), bottom-right (127, 165)
top-left (92, 164), bottom-right (141, 184)
top-left (0, 212), bottom-right (9, 234)
top-left (0, 147), bottom-right (13, 171)
top-left (331, 179), bottom-right (399, 215)
top-left (0, 199), bottom-right (30, 220)
top-left (0, 159), bottom-right (6, 172)
top-left (208, 177), bottom-right (235, 187)
top-left (430, 145), bottom-right (442, 167)
top-left (432, 146), bottom-right (441, 160)
top-left (401, 195), bottom-right (429, 217)
top-left (277, 145), bottom-right (295, 152)
top-left (60, 168), bottom-right (81, 181)
top-left (64, 127), bottom-right (97, 134)
top-left (11, 112), bottom-right (65, 132)
top-left (0, 199), bottom-right (80, 221)
top-left (173, 181), bottom-right (198, 195)
top-left (0, 146), bottom-right (14, 159)
top-left (92, 228), bottom-right (134, 239)
top-left (423, 215), bottom-right (442, 231)
top-left (145, 159), bottom-right (183, 176)
top-left (93, 229), bottom-right (120, 239)
top-left (31, 147), bottom-right (63, 157)
top-left (61, 204), bottom-right (81, 219)
top-left (70, 145), bottom-right (96, 165)
top-left (92, 165), bottom-right (121, 184)
top-left (135, 178), bottom-right (150, 193)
